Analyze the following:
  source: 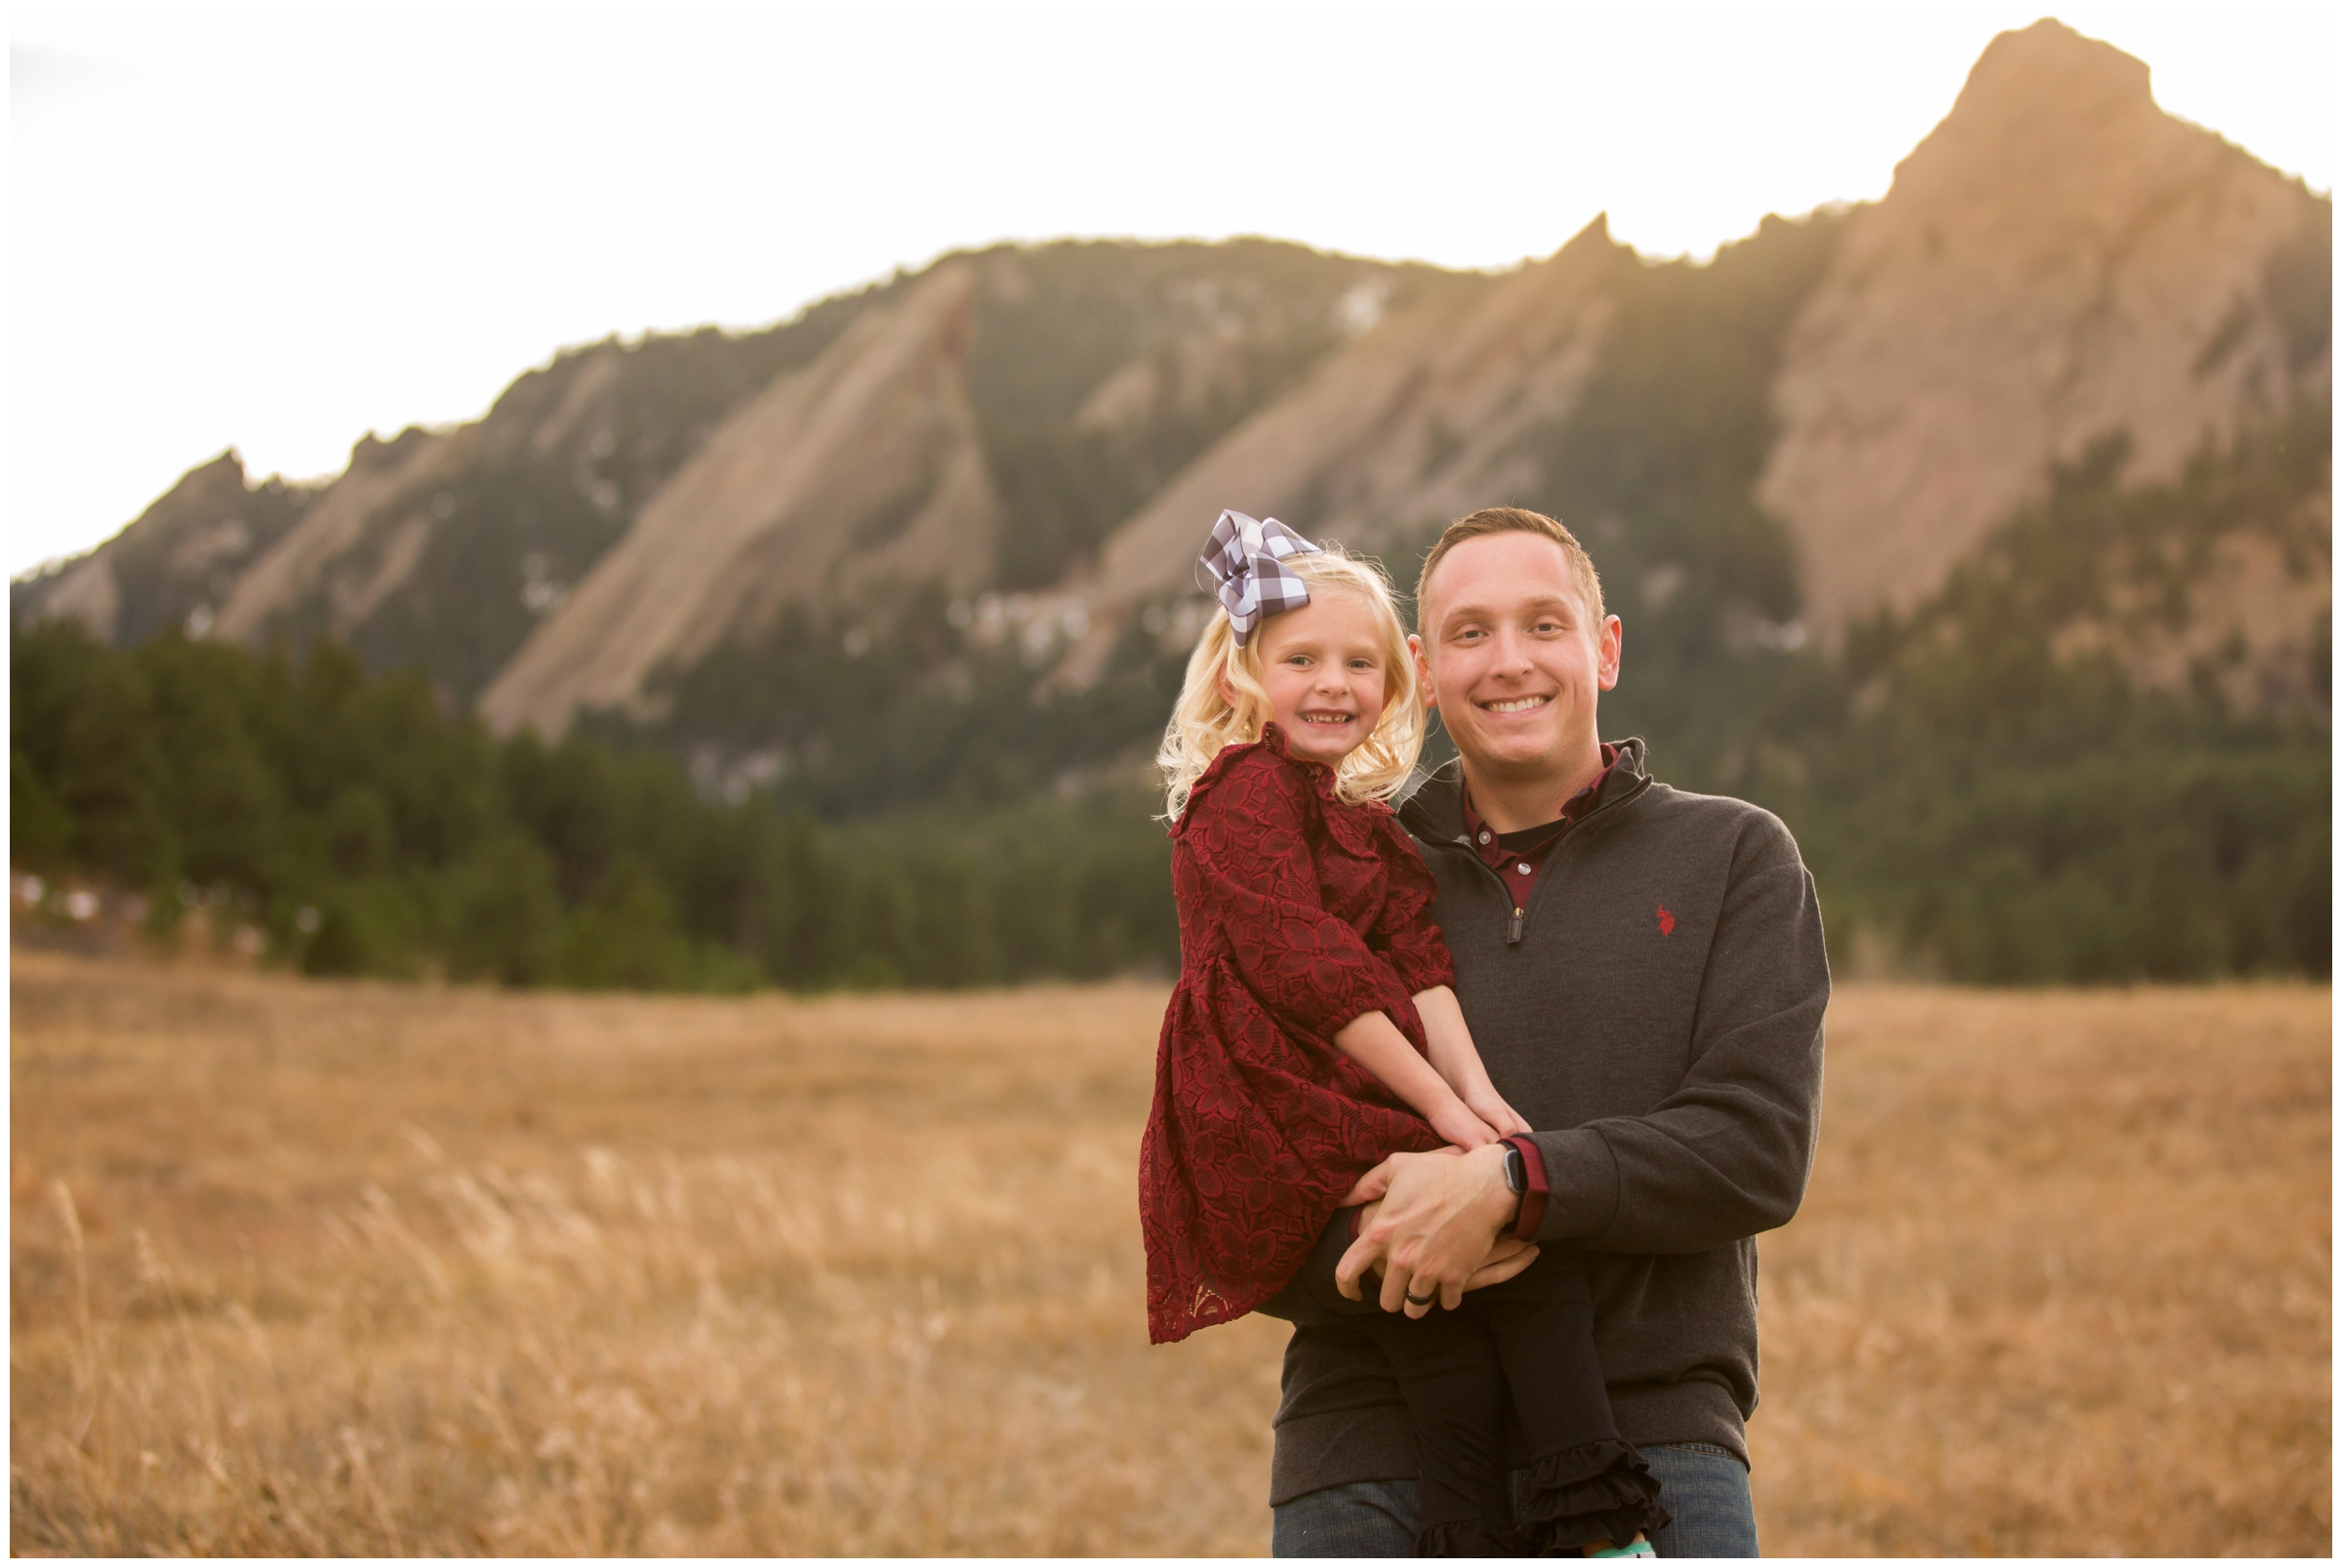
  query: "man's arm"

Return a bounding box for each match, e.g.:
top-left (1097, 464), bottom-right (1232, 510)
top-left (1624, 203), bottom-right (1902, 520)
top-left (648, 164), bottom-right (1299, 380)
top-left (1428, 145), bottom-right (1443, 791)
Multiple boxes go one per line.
top-left (1528, 813), bottom-right (1828, 1253)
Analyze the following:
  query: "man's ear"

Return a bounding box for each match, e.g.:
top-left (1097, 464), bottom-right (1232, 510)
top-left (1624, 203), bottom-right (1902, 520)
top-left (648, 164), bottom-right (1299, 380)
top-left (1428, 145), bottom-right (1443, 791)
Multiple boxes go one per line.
top-left (1596, 615), bottom-right (1623, 692)
top-left (1407, 633), bottom-right (1436, 708)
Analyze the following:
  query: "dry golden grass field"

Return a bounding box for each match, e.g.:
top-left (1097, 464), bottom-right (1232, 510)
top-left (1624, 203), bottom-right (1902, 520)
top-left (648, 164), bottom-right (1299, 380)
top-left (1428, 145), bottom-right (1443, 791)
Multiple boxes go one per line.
top-left (9, 950), bottom-right (2330, 1555)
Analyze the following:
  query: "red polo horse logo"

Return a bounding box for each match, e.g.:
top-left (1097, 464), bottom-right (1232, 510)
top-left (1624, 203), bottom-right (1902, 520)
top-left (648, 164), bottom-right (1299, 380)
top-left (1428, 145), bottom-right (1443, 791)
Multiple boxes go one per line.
top-left (1656, 905), bottom-right (1676, 937)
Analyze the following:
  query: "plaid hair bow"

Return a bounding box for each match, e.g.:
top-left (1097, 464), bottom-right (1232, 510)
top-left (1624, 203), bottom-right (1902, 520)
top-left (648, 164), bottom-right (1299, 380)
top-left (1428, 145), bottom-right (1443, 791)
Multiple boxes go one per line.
top-left (1196, 509), bottom-right (1320, 645)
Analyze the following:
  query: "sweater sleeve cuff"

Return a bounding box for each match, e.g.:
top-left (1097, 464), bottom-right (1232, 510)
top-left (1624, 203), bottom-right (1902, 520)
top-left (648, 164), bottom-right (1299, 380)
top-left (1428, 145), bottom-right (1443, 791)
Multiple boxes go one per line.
top-left (1525, 1126), bottom-right (1619, 1243)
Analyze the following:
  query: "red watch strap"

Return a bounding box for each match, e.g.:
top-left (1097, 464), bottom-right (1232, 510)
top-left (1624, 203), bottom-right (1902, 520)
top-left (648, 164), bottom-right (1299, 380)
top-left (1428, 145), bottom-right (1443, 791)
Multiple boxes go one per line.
top-left (1504, 1135), bottom-right (1550, 1241)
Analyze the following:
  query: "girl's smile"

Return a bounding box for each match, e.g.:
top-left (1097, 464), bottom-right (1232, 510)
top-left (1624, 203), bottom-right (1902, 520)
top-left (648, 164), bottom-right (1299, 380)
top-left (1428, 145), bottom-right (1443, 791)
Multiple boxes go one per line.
top-left (1232, 589), bottom-right (1391, 769)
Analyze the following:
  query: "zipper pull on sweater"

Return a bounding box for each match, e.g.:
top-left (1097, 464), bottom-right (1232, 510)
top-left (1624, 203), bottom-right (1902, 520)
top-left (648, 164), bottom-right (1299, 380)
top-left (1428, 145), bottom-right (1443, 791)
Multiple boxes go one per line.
top-left (1509, 905), bottom-right (1524, 945)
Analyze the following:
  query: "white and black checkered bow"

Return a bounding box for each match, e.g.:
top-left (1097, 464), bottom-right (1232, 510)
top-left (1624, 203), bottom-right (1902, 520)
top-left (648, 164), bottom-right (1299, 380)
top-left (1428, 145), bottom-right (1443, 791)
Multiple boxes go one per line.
top-left (1196, 509), bottom-right (1321, 645)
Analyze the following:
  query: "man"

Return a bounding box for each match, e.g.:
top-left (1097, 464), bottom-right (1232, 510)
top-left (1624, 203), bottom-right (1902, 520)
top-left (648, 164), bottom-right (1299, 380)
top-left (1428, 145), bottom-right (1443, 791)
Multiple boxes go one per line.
top-left (1266, 507), bottom-right (1830, 1556)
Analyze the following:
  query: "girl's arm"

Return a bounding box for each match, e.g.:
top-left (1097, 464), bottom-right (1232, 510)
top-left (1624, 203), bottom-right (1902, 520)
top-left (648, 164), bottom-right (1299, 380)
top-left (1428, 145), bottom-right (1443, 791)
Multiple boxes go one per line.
top-left (1357, 822), bottom-right (1522, 1132)
top-left (1414, 985), bottom-right (1532, 1137)
top-left (1333, 1009), bottom-right (1502, 1150)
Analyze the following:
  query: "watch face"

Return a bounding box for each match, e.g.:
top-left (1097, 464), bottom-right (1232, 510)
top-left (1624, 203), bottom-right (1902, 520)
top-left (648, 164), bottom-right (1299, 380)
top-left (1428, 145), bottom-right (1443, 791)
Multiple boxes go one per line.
top-left (1503, 1145), bottom-right (1526, 1194)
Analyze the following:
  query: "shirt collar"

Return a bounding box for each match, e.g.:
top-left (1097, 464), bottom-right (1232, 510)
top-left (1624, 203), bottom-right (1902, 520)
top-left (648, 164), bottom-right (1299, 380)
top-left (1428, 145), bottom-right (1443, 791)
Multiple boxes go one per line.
top-left (1459, 743), bottom-right (1622, 846)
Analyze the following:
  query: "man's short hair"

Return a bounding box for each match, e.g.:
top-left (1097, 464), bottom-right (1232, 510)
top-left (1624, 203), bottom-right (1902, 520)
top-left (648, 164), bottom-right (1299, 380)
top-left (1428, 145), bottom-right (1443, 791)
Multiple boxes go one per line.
top-left (1415, 506), bottom-right (1605, 629)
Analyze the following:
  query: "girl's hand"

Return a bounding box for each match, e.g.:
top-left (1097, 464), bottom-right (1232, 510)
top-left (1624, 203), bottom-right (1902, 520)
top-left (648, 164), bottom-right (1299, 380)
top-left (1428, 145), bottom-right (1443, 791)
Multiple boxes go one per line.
top-left (1463, 1088), bottom-right (1532, 1138)
top-left (1467, 1235), bottom-right (1539, 1290)
top-left (1429, 1102), bottom-right (1501, 1150)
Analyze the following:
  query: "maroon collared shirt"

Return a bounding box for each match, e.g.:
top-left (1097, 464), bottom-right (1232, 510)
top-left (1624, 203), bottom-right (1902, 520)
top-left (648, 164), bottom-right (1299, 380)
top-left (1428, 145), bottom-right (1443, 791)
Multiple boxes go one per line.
top-left (1459, 743), bottom-right (1623, 911)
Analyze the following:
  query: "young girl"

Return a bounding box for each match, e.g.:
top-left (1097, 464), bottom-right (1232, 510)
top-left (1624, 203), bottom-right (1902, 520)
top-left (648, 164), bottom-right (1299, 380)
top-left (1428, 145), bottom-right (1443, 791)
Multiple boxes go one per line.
top-left (1138, 511), bottom-right (1669, 1557)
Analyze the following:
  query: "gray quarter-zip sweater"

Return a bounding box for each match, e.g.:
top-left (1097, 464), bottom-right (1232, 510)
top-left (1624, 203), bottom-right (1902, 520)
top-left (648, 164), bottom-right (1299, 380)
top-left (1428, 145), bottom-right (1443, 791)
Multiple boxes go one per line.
top-left (1267, 739), bottom-right (1830, 1505)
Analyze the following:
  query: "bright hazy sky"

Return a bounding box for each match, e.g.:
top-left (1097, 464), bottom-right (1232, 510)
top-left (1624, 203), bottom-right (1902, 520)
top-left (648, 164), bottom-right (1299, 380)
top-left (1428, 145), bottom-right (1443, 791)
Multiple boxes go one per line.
top-left (10, 2), bottom-right (2333, 578)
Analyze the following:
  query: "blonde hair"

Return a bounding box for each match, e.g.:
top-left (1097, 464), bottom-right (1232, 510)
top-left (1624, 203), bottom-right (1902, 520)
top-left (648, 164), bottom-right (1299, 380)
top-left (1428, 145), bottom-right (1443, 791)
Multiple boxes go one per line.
top-left (1157, 545), bottom-right (1425, 821)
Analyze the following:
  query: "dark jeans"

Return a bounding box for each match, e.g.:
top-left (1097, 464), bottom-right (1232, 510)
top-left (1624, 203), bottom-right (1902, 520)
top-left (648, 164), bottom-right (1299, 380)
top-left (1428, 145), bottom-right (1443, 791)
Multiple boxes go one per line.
top-left (1271, 1443), bottom-right (1758, 1557)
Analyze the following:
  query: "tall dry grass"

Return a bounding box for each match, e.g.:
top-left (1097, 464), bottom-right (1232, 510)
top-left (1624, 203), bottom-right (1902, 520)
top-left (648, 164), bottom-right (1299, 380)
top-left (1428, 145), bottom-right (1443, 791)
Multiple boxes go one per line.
top-left (9, 951), bottom-right (2329, 1554)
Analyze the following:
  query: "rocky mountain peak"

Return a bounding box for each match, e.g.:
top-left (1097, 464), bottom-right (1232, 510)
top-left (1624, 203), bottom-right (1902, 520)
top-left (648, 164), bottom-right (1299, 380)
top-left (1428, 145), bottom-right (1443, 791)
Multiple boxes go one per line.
top-left (1756, 18), bottom-right (2327, 635)
top-left (1942, 18), bottom-right (2151, 142)
top-left (15, 447), bottom-right (310, 646)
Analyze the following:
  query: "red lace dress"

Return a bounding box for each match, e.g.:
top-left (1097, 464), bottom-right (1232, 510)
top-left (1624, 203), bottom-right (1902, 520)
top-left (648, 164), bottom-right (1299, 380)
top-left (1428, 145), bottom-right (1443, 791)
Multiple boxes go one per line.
top-left (1140, 724), bottom-right (1454, 1346)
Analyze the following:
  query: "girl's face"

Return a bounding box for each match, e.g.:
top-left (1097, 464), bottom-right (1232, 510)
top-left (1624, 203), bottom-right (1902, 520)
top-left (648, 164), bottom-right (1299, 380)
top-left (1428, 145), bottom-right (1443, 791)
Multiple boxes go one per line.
top-left (1232, 589), bottom-right (1392, 769)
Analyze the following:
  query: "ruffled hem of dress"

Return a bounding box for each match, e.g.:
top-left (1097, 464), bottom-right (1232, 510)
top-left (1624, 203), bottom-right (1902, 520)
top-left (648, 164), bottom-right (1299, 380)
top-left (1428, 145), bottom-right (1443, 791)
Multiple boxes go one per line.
top-left (1513, 1438), bottom-right (1672, 1552)
top-left (1145, 1263), bottom-right (1274, 1345)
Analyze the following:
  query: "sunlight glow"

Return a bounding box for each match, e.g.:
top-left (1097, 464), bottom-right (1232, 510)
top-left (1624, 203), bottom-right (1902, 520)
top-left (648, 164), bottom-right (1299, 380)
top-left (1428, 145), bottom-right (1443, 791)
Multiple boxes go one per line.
top-left (10, 2), bottom-right (2331, 575)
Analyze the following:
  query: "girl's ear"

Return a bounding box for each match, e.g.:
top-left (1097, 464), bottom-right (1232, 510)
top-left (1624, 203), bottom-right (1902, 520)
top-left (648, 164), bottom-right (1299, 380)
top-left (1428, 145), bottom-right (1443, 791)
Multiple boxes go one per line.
top-left (1215, 670), bottom-right (1239, 710)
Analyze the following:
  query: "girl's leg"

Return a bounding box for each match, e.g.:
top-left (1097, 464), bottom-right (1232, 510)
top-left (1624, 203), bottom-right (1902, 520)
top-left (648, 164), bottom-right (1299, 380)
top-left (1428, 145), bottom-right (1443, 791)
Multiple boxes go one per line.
top-left (1472, 1254), bottom-right (1670, 1553)
top-left (1356, 1307), bottom-right (1522, 1555)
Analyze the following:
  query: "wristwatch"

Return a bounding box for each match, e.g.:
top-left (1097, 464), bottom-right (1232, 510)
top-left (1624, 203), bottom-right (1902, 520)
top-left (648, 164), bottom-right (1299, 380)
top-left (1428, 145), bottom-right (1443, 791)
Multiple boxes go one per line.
top-left (1499, 1140), bottom-right (1528, 1235)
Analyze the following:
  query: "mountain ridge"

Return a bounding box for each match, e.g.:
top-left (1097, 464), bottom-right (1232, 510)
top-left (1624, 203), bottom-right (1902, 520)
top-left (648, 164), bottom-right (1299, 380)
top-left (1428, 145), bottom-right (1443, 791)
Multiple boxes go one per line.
top-left (479, 262), bottom-right (1001, 736)
top-left (16, 19), bottom-right (2329, 744)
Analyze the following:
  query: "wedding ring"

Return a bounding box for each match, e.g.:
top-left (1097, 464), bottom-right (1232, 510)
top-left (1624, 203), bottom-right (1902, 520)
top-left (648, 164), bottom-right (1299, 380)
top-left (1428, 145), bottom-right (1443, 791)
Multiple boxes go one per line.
top-left (1404, 1288), bottom-right (1437, 1307)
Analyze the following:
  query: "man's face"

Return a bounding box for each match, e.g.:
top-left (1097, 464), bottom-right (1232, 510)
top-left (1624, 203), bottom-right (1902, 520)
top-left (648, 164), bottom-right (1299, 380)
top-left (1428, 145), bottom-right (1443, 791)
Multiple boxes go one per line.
top-left (1410, 533), bottom-right (1622, 783)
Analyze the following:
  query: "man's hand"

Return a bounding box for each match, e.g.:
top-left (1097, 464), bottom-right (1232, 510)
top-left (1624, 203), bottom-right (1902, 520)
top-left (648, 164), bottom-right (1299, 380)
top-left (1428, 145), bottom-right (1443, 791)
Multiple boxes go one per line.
top-left (1333, 1144), bottom-right (1522, 1316)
